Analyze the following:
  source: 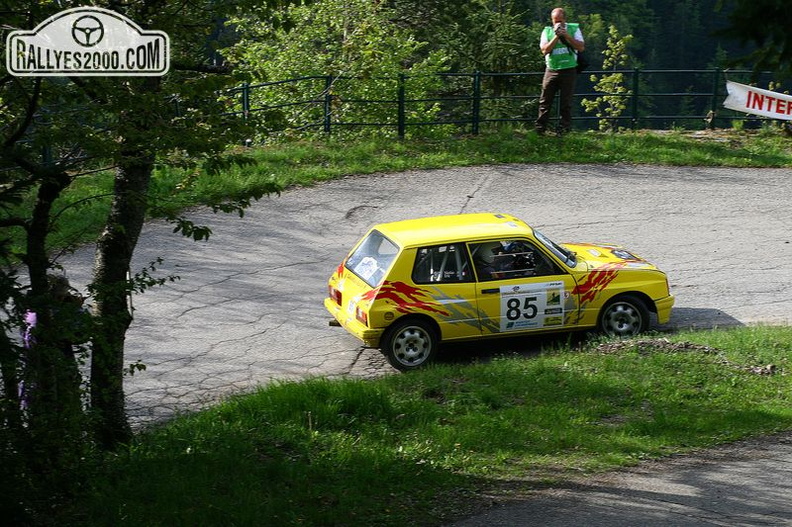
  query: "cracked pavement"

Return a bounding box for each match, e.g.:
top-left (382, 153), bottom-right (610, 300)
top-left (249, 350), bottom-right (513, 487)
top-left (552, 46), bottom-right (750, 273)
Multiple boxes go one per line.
top-left (59, 164), bottom-right (792, 427)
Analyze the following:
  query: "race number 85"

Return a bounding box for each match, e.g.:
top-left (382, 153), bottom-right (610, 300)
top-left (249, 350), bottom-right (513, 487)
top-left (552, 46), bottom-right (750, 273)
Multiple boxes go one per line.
top-left (506, 296), bottom-right (538, 320)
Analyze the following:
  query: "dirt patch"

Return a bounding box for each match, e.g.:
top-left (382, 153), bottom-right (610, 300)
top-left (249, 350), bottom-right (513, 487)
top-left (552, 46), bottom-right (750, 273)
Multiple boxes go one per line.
top-left (593, 337), bottom-right (779, 376)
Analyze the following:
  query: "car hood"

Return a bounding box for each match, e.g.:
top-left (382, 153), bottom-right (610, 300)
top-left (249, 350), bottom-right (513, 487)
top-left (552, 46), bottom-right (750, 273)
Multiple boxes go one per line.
top-left (561, 242), bottom-right (659, 271)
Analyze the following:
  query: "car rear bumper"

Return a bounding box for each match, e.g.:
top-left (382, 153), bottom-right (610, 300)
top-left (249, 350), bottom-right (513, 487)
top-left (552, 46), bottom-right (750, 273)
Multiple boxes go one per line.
top-left (324, 298), bottom-right (383, 347)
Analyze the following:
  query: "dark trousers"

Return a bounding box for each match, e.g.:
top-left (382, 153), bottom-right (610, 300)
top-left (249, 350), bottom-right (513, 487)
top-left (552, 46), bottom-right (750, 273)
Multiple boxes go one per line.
top-left (535, 67), bottom-right (577, 132)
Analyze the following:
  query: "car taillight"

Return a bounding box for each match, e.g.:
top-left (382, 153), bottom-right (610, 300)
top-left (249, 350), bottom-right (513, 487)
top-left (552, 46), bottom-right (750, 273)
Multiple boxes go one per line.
top-left (329, 285), bottom-right (342, 305)
top-left (355, 305), bottom-right (368, 326)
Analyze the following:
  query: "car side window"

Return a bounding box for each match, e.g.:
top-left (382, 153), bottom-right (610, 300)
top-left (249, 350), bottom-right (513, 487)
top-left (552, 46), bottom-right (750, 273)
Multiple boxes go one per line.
top-left (412, 243), bottom-right (473, 283)
top-left (470, 239), bottom-right (561, 281)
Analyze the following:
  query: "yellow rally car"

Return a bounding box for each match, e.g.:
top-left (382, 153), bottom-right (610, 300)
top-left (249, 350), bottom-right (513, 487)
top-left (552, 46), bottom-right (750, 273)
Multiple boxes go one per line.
top-left (325, 213), bottom-right (674, 371)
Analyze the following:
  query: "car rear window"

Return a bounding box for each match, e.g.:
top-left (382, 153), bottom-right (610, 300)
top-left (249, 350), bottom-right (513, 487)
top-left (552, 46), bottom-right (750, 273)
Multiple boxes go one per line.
top-left (345, 230), bottom-right (399, 287)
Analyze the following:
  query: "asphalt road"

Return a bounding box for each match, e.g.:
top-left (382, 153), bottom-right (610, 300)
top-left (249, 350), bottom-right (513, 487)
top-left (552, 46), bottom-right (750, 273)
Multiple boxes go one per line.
top-left (450, 430), bottom-right (792, 526)
top-left (60, 163), bottom-right (792, 525)
top-left (60, 163), bottom-right (792, 422)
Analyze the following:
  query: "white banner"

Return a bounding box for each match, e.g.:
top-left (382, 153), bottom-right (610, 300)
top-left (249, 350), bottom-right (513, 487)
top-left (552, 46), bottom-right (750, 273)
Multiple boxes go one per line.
top-left (723, 81), bottom-right (792, 121)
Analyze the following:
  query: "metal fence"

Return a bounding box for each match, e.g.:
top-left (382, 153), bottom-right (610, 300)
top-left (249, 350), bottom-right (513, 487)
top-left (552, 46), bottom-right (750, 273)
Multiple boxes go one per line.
top-left (2, 69), bottom-right (783, 179)
top-left (230, 69), bottom-right (782, 137)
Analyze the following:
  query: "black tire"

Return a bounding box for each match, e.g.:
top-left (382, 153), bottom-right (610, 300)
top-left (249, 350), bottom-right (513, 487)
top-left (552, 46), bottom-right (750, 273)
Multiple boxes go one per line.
top-left (381, 319), bottom-right (438, 371)
top-left (598, 295), bottom-right (650, 338)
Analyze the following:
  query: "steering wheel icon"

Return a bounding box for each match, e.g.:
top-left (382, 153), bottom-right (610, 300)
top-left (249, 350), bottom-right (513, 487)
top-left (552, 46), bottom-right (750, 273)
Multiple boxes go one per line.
top-left (72, 15), bottom-right (104, 47)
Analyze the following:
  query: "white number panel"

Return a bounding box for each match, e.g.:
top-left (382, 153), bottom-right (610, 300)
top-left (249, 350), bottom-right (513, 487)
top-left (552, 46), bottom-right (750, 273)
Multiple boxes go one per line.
top-left (499, 281), bottom-right (565, 331)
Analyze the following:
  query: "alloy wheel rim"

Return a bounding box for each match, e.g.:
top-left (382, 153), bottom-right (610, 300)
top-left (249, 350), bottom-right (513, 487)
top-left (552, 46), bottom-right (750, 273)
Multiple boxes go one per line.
top-left (393, 327), bottom-right (430, 366)
top-left (604, 303), bottom-right (642, 337)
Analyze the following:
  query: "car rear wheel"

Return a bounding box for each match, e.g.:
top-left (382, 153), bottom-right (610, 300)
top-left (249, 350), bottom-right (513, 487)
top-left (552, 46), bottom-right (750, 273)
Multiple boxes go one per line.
top-left (598, 295), bottom-right (649, 338)
top-left (382, 319), bottom-right (437, 371)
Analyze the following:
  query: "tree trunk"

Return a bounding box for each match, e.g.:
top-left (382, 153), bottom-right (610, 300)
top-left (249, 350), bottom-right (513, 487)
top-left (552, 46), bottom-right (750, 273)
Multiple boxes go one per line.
top-left (90, 75), bottom-right (162, 449)
top-left (23, 175), bottom-right (85, 473)
top-left (90, 147), bottom-right (154, 449)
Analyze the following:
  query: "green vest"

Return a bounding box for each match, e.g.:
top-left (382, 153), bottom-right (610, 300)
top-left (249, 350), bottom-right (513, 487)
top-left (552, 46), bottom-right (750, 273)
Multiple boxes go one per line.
top-left (543, 23), bottom-right (579, 71)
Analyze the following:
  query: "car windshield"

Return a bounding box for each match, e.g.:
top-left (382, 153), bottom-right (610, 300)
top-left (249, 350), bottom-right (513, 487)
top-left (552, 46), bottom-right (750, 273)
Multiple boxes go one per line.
top-left (534, 229), bottom-right (577, 267)
top-left (345, 230), bottom-right (399, 287)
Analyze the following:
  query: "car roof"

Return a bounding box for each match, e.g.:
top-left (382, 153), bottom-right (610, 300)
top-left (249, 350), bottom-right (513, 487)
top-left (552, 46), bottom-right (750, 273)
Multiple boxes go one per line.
top-left (373, 213), bottom-right (534, 247)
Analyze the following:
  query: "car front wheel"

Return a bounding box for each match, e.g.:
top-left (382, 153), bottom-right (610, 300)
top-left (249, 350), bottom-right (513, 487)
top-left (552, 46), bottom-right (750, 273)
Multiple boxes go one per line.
top-left (598, 295), bottom-right (650, 337)
top-left (382, 319), bottom-right (437, 371)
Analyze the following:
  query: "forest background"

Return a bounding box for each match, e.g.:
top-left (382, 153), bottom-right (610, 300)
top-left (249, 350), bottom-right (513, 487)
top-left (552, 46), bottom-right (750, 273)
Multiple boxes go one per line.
top-left (230, 0), bottom-right (748, 78)
top-left (225, 0), bottom-right (778, 136)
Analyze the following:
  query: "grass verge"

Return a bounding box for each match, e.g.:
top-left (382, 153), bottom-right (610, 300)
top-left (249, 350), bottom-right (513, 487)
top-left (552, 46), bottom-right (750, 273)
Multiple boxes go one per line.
top-left (74, 326), bottom-right (792, 526)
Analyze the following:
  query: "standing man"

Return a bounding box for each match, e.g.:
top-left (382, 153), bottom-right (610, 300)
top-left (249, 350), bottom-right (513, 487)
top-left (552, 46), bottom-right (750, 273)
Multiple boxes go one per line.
top-left (535, 7), bottom-right (585, 136)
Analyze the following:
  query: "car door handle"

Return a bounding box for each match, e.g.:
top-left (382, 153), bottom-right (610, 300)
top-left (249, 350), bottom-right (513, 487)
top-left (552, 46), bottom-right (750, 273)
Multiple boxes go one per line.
top-left (481, 288), bottom-right (499, 294)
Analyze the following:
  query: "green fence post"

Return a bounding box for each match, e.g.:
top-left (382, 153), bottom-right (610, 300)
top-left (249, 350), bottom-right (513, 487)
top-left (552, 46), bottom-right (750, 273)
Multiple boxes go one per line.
top-left (324, 76), bottom-right (333, 134)
top-left (631, 68), bottom-right (640, 129)
top-left (398, 73), bottom-right (406, 138)
top-left (241, 82), bottom-right (249, 121)
top-left (472, 71), bottom-right (481, 135)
